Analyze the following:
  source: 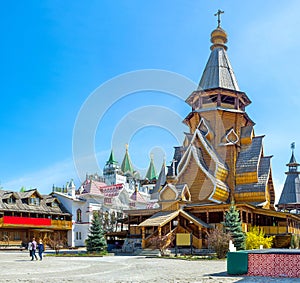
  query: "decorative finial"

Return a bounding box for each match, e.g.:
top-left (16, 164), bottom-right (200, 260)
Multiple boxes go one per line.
top-left (214, 9), bottom-right (224, 28)
top-left (125, 143), bottom-right (129, 151)
top-left (291, 142), bottom-right (295, 151)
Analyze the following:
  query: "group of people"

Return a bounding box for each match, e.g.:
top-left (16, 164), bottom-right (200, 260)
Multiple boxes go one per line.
top-left (28, 237), bottom-right (44, 261)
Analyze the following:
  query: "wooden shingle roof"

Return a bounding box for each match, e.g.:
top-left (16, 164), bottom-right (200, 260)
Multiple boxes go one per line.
top-left (0, 189), bottom-right (70, 215)
top-left (235, 156), bottom-right (272, 194)
top-left (236, 136), bottom-right (264, 174)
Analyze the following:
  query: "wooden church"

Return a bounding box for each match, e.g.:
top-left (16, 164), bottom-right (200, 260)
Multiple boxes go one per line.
top-left (125, 15), bottom-right (300, 250)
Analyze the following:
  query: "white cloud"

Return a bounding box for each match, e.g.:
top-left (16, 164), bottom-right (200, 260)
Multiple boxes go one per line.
top-left (2, 158), bottom-right (79, 195)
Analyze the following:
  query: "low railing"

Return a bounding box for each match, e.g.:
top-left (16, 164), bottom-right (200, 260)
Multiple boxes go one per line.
top-left (161, 227), bottom-right (177, 251)
top-left (144, 229), bottom-right (158, 248)
top-left (260, 226), bottom-right (287, 235)
top-left (51, 220), bottom-right (72, 229)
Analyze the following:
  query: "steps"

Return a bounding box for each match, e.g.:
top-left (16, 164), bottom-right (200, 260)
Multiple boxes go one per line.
top-left (135, 248), bottom-right (161, 257)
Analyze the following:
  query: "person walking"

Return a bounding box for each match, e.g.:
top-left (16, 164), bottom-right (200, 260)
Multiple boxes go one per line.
top-left (28, 240), bottom-right (33, 259)
top-left (31, 237), bottom-right (38, 261)
top-left (37, 240), bottom-right (44, 261)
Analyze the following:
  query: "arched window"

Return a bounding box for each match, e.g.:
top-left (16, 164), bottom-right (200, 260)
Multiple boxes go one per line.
top-left (76, 209), bottom-right (82, 223)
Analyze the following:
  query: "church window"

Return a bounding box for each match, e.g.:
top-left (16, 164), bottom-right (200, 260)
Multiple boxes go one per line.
top-left (76, 209), bottom-right (82, 223)
top-left (75, 232), bottom-right (82, 240)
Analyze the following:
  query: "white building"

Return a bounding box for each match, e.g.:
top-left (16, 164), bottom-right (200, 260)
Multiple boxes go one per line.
top-left (53, 148), bottom-right (161, 247)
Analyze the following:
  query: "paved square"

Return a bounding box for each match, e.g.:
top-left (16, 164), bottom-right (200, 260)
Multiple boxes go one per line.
top-left (0, 251), bottom-right (299, 282)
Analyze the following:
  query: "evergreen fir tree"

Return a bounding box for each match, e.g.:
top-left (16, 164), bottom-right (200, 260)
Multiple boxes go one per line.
top-left (223, 201), bottom-right (245, 250)
top-left (86, 212), bottom-right (107, 253)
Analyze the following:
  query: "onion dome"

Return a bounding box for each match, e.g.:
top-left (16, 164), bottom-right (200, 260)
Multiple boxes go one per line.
top-left (210, 26), bottom-right (228, 51)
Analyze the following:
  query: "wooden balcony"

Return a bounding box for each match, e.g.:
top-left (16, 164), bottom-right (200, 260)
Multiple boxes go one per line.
top-left (0, 216), bottom-right (71, 230)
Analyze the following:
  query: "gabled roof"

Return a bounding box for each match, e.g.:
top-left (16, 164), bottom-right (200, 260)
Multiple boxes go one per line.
top-left (130, 190), bottom-right (146, 203)
top-left (138, 209), bottom-right (211, 228)
top-left (236, 136), bottom-right (264, 174)
top-left (80, 179), bottom-right (107, 195)
top-left (159, 183), bottom-right (191, 202)
top-left (198, 47), bottom-right (240, 91)
top-left (177, 128), bottom-right (228, 176)
top-left (139, 210), bottom-right (178, 227)
top-left (0, 189), bottom-right (70, 215)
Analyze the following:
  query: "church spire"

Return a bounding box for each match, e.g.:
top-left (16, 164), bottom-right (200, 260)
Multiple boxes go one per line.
top-left (277, 143), bottom-right (300, 211)
top-left (145, 154), bottom-right (157, 181)
top-left (197, 10), bottom-right (240, 92)
top-left (287, 142), bottom-right (300, 173)
top-left (106, 149), bottom-right (118, 165)
top-left (121, 144), bottom-right (134, 175)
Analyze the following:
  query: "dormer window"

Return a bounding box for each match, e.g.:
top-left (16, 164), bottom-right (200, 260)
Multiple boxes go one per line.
top-left (29, 197), bottom-right (40, 206)
top-left (52, 201), bottom-right (59, 207)
top-left (7, 196), bottom-right (16, 204)
top-left (3, 196), bottom-right (16, 204)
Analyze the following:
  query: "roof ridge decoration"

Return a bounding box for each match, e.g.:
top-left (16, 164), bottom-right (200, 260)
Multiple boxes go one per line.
top-left (197, 117), bottom-right (214, 141)
top-left (220, 128), bottom-right (239, 146)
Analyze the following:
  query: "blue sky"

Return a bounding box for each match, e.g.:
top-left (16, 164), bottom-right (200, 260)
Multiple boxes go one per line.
top-left (1, 1), bottom-right (300, 202)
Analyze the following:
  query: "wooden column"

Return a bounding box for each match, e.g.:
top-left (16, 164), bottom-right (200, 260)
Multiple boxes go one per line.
top-left (217, 93), bottom-right (221, 107)
top-left (141, 227), bottom-right (146, 249)
top-left (158, 227), bottom-right (162, 239)
top-left (198, 227), bottom-right (202, 249)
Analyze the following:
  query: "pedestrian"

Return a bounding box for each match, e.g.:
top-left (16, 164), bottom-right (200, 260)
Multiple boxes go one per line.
top-left (38, 240), bottom-right (44, 261)
top-left (31, 237), bottom-right (38, 261)
top-left (28, 240), bottom-right (33, 258)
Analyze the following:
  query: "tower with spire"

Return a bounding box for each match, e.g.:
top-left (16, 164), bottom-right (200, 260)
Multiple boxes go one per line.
top-left (277, 143), bottom-right (300, 212)
top-left (129, 11), bottom-right (299, 251)
top-left (103, 149), bottom-right (126, 186)
top-left (174, 14), bottom-right (274, 207)
top-left (121, 144), bottom-right (135, 176)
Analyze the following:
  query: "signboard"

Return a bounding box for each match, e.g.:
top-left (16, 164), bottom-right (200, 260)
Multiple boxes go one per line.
top-left (176, 233), bottom-right (191, 246)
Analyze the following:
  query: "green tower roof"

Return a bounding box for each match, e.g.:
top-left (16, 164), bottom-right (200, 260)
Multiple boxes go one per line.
top-left (106, 150), bottom-right (118, 165)
top-left (145, 155), bottom-right (157, 180)
top-left (121, 144), bottom-right (134, 174)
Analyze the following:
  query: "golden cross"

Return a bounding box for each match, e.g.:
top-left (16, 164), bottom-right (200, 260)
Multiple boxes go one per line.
top-left (214, 9), bottom-right (224, 27)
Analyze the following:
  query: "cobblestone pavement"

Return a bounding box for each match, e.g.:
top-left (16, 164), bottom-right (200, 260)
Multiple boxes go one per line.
top-left (0, 251), bottom-right (299, 283)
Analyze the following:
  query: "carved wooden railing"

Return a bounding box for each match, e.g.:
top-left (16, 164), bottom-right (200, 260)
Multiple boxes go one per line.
top-left (161, 227), bottom-right (177, 251)
top-left (144, 229), bottom-right (158, 248)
